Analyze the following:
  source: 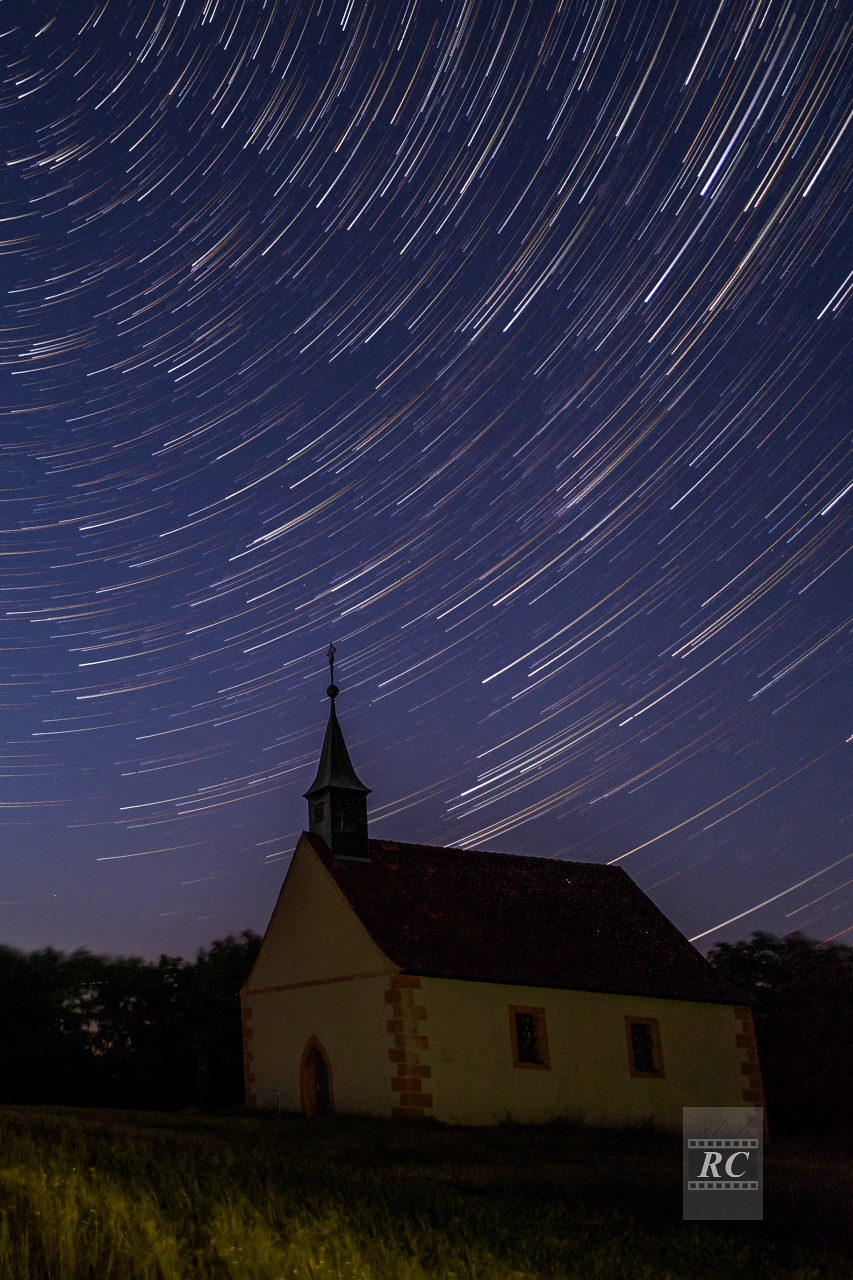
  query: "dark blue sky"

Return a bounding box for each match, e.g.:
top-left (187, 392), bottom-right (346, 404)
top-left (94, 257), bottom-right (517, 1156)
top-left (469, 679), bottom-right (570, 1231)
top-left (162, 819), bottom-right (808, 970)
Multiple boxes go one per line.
top-left (1, 0), bottom-right (850, 960)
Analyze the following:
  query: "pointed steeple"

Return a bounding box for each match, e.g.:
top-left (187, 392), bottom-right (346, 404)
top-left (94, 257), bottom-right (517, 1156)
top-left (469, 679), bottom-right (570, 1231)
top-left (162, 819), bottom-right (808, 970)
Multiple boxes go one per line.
top-left (304, 644), bottom-right (371, 860)
top-left (304, 699), bottom-right (370, 799)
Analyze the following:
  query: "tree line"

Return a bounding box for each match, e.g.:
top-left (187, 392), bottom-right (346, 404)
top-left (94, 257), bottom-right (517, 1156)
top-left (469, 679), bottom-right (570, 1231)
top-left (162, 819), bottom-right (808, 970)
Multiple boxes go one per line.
top-left (0, 929), bottom-right (849, 1133)
top-left (0, 931), bottom-right (261, 1111)
top-left (708, 931), bottom-right (853, 1138)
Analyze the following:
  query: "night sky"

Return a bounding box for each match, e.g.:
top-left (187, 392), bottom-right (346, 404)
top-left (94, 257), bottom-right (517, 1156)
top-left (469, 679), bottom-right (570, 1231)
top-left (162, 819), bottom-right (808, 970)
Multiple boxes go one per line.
top-left (1, 0), bottom-right (850, 961)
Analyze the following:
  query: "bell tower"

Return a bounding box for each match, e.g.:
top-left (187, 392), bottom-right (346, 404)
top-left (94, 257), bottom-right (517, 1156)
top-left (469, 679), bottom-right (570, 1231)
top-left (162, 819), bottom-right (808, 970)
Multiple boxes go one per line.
top-left (304, 644), bottom-right (371, 861)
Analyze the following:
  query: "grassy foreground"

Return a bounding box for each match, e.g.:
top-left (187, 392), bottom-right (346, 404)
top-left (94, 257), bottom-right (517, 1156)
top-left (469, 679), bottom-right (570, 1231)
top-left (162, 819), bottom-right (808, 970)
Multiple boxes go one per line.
top-left (0, 1108), bottom-right (850, 1279)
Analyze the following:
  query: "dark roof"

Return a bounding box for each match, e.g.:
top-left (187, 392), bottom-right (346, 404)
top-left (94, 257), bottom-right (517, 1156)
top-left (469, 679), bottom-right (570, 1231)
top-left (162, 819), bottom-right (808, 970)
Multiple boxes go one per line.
top-left (307, 834), bottom-right (742, 1005)
top-left (304, 701), bottom-right (370, 798)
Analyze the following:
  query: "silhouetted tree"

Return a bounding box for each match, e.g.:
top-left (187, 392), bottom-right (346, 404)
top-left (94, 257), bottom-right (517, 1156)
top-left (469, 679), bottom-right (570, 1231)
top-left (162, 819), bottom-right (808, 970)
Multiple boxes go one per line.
top-left (192, 934), bottom-right (262, 1109)
top-left (0, 931), bottom-right (260, 1110)
top-left (69, 952), bottom-right (196, 1108)
top-left (0, 945), bottom-right (90, 1103)
top-left (708, 932), bottom-right (853, 1137)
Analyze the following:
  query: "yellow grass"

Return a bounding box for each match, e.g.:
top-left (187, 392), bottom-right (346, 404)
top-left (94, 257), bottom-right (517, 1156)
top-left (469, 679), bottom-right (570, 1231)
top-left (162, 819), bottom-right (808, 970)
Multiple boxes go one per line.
top-left (0, 1107), bottom-right (848, 1279)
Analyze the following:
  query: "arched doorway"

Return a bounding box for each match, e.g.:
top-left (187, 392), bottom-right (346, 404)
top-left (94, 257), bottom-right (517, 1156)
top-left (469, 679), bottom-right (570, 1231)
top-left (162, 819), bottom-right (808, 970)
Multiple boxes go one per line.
top-left (300, 1038), bottom-right (333, 1118)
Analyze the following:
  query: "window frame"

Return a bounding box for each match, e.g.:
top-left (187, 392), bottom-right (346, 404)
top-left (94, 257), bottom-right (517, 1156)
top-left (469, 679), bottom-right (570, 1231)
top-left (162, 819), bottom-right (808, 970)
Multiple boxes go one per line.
top-left (508, 1005), bottom-right (550, 1071)
top-left (624, 1015), bottom-right (664, 1079)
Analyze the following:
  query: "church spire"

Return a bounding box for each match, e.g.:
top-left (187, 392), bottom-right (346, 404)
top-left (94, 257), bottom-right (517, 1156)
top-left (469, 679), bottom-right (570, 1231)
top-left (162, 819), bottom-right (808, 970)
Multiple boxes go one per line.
top-left (304, 643), bottom-right (371, 860)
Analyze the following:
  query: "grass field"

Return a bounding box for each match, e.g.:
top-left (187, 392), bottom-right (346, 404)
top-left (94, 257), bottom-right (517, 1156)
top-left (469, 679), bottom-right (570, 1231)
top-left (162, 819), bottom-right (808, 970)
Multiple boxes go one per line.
top-left (0, 1108), bottom-right (850, 1279)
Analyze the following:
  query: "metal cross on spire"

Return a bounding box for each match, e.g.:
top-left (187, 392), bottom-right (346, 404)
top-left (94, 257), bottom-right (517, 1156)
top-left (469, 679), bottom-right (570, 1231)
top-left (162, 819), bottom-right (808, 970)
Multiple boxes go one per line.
top-left (306, 639), bottom-right (370, 858)
top-left (326, 641), bottom-right (339, 701)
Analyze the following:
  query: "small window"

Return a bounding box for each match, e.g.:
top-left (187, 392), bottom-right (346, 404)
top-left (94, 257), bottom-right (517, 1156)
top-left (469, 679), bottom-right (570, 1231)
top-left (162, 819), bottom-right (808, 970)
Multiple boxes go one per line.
top-left (313, 802), bottom-right (324, 823)
top-left (508, 1005), bottom-right (550, 1070)
top-left (625, 1016), bottom-right (664, 1078)
top-left (516, 1013), bottom-right (538, 1062)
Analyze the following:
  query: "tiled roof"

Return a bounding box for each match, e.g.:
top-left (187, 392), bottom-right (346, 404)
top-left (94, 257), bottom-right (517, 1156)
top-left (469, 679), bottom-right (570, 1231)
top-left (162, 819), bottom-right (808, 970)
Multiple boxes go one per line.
top-left (308, 834), bottom-right (742, 1005)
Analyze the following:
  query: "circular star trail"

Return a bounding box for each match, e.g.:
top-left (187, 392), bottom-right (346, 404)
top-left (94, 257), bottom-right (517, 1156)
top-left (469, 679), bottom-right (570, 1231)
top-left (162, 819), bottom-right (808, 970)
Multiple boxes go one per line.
top-left (0, 0), bottom-right (850, 957)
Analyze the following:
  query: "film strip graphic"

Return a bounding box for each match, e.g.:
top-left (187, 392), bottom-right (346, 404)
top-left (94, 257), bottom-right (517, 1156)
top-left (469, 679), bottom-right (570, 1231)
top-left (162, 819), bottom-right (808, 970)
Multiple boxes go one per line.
top-left (688, 1183), bottom-right (759, 1191)
top-left (688, 1139), bottom-right (759, 1147)
top-left (687, 1137), bottom-right (759, 1192)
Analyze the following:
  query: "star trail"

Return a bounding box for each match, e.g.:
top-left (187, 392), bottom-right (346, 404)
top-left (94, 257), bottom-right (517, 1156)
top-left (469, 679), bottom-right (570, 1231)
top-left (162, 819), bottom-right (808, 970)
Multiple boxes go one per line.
top-left (0, 0), bottom-right (850, 958)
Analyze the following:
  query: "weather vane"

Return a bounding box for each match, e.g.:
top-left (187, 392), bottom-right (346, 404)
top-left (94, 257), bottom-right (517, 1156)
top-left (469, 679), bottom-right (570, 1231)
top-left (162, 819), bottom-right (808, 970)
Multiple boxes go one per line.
top-left (327, 641), bottom-right (338, 700)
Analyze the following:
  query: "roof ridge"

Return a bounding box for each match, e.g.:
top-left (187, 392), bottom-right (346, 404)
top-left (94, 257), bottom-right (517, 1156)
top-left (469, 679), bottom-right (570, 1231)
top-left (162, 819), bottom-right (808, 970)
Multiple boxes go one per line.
top-left (366, 836), bottom-right (621, 872)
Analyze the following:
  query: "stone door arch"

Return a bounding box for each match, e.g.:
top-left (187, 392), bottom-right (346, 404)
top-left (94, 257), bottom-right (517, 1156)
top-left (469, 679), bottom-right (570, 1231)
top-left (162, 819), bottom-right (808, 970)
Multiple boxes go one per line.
top-left (300, 1037), bottom-right (334, 1118)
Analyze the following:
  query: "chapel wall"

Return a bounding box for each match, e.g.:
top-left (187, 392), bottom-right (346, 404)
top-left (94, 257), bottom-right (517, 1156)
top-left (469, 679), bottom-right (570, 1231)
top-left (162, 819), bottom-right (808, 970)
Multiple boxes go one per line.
top-left (418, 976), bottom-right (754, 1130)
top-left (242, 972), bottom-right (392, 1115)
top-left (244, 835), bottom-right (388, 993)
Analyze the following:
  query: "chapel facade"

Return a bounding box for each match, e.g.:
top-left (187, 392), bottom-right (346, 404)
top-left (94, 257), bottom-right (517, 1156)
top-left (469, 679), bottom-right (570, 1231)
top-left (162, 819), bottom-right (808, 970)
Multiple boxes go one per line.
top-left (241, 669), bottom-right (763, 1129)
